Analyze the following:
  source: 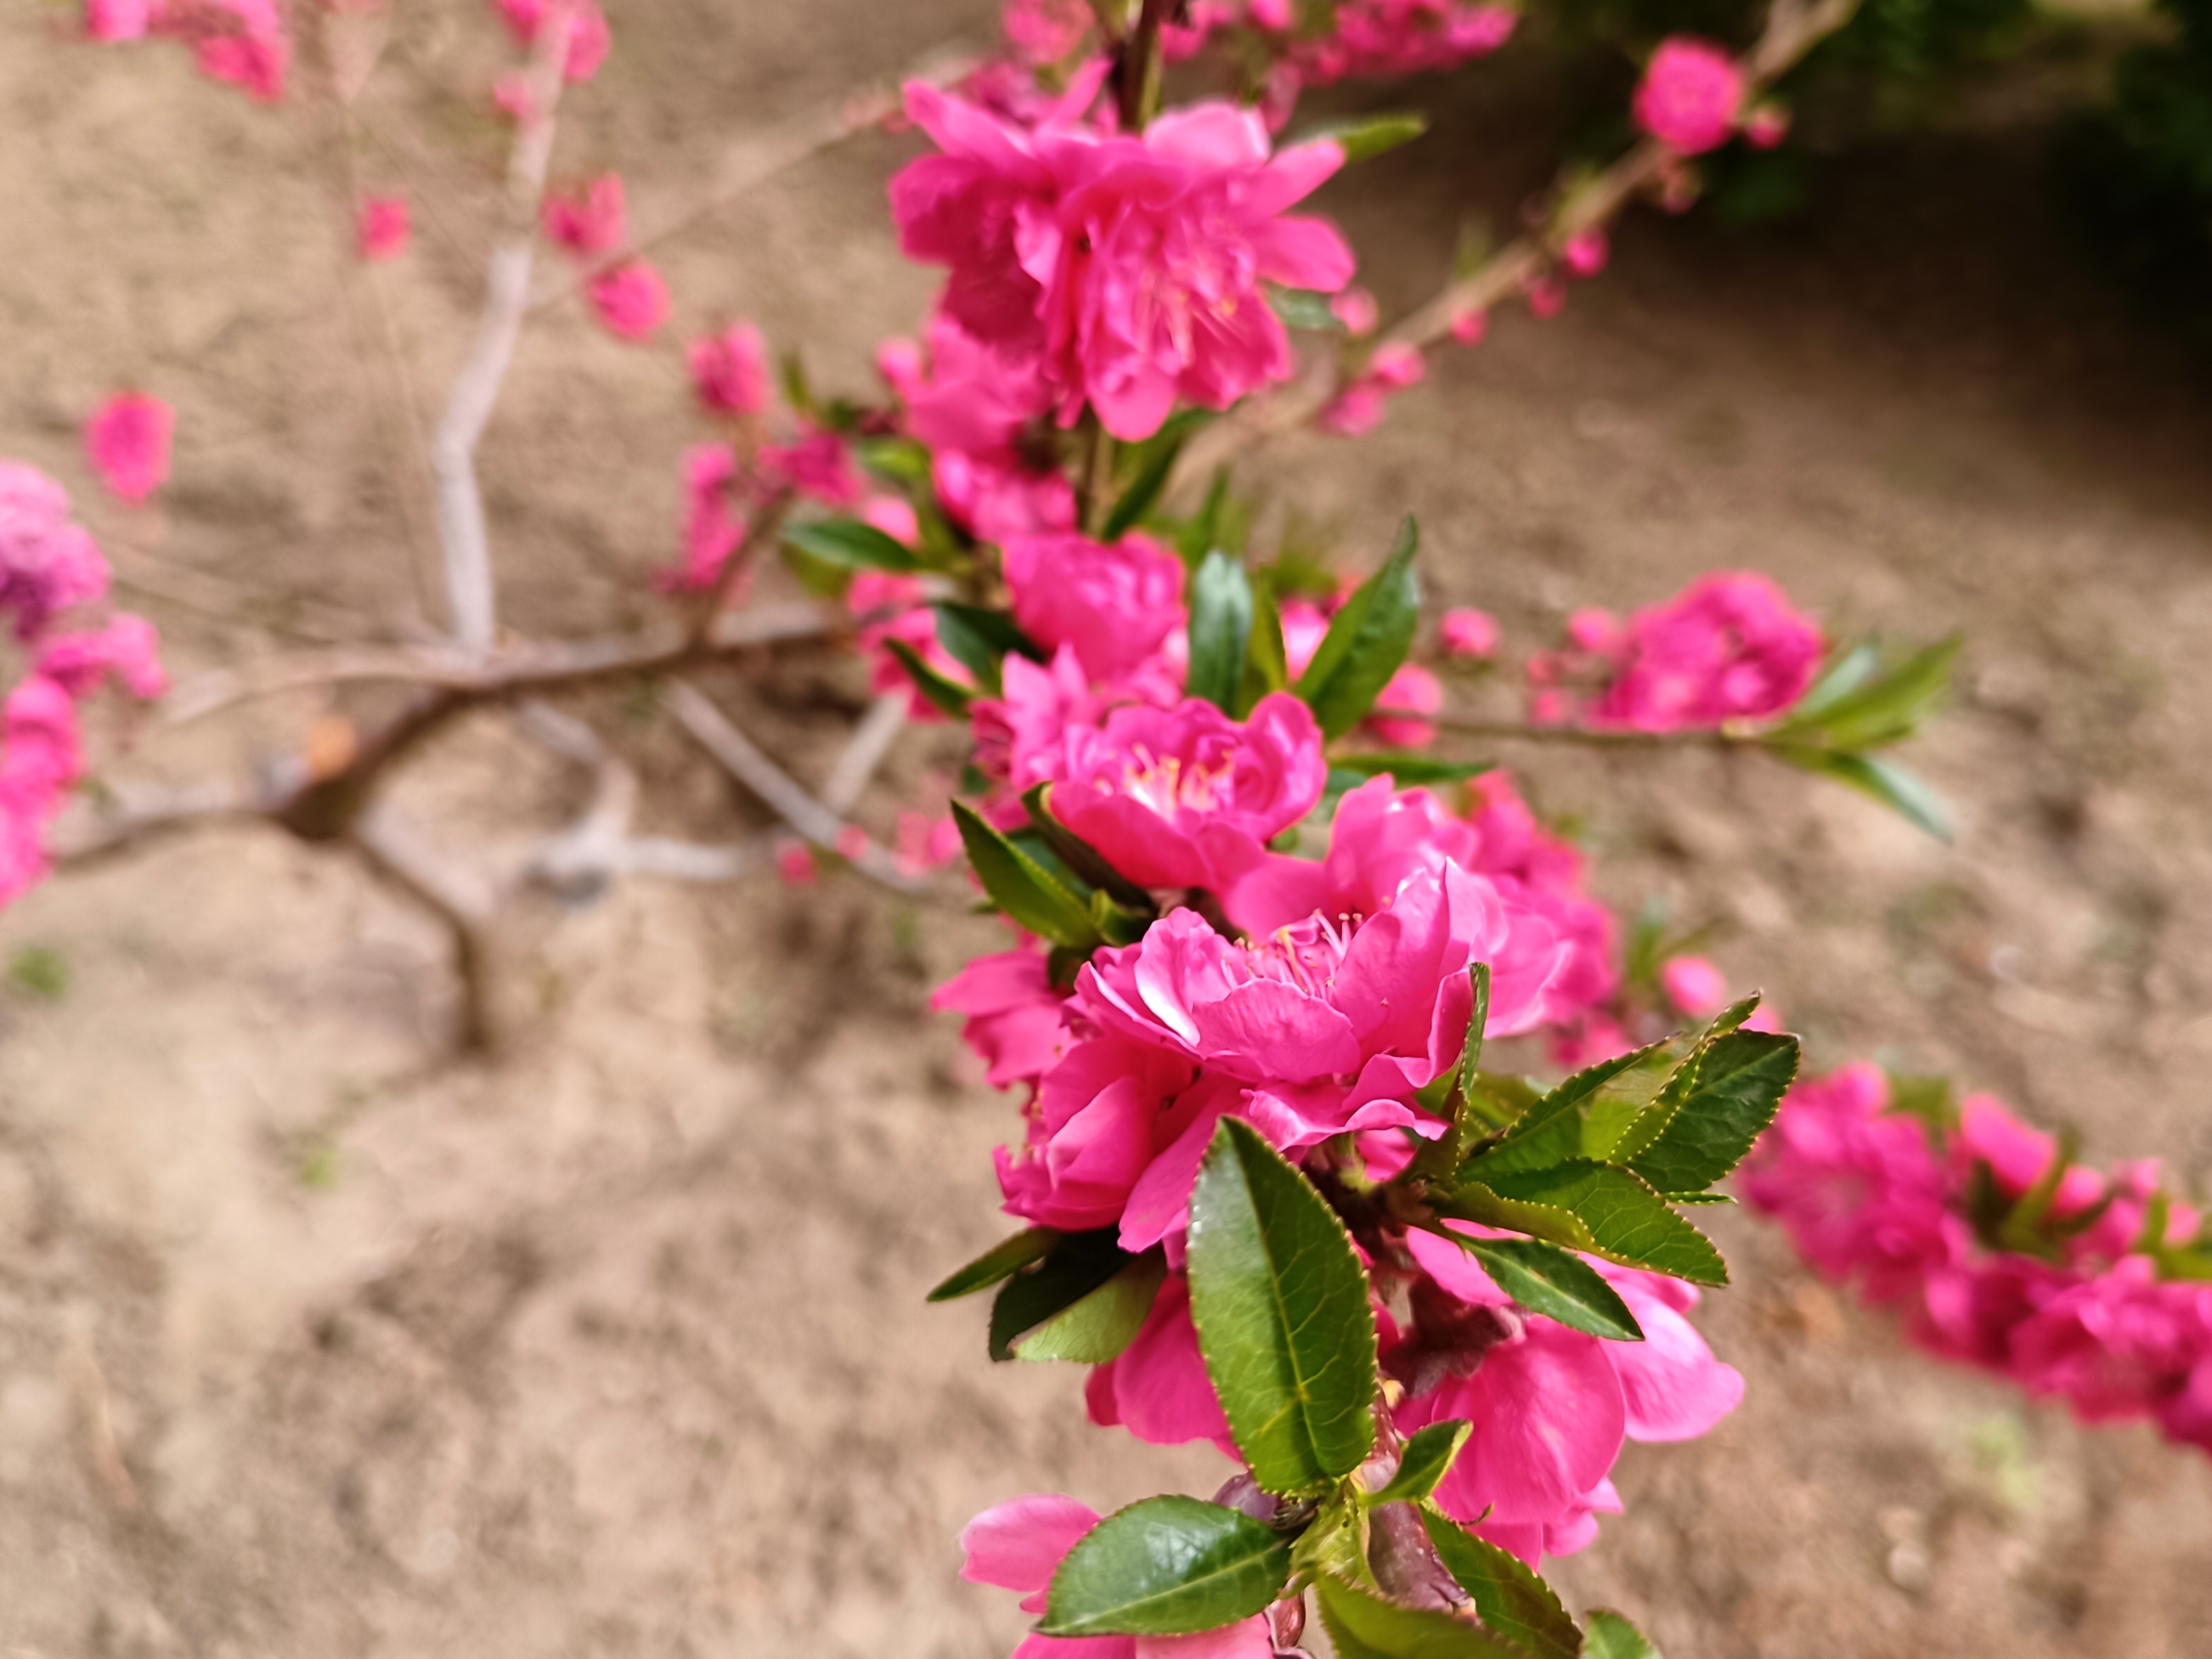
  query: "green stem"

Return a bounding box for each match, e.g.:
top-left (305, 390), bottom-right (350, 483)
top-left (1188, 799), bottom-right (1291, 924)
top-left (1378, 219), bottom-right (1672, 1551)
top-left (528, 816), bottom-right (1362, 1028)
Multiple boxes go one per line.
top-left (1370, 709), bottom-right (1754, 751)
top-left (1116, 0), bottom-right (1173, 130)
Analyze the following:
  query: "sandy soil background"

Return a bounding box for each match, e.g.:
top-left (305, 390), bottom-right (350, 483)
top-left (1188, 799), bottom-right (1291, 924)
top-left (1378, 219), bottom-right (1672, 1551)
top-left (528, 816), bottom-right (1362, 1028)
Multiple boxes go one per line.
top-left (3, 1), bottom-right (2211, 1654)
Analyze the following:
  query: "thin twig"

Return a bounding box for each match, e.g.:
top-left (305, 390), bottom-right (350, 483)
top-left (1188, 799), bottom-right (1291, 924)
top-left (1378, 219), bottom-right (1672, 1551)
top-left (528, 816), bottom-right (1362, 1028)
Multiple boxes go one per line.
top-left (664, 679), bottom-right (924, 893)
top-left (686, 488), bottom-right (794, 648)
top-left (821, 691), bottom-right (908, 815)
top-left (525, 37), bottom-right (987, 315)
top-left (353, 805), bottom-right (500, 1053)
top-left (1172, 0), bottom-right (1862, 492)
top-left (431, 6), bottom-right (575, 654)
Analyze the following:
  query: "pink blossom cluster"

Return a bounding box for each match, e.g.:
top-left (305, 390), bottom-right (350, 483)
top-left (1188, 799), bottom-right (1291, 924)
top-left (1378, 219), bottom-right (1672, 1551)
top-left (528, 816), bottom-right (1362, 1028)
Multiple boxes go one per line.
top-left (0, 464), bottom-right (166, 910)
top-left (890, 82), bottom-right (1356, 441)
top-left (1528, 571), bottom-right (1822, 732)
top-left (1284, 0), bottom-right (1519, 89)
top-left (1742, 1066), bottom-right (2212, 1452)
top-left (84, 0), bottom-right (290, 101)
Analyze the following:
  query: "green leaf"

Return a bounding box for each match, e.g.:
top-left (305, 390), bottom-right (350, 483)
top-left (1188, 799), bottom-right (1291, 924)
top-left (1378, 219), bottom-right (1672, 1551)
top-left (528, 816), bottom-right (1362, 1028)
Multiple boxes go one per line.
top-left (1316, 1573), bottom-right (1536, 1658)
top-left (933, 602), bottom-right (1045, 696)
top-left (927, 1227), bottom-right (1059, 1302)
top-left (1013, 1250), bottom-right (1167, 1363)
top-left (1103, 411), bottom-right (1210, 540)
top-left (1187, 551), bottom-right (1255, 713)
top-left (1627, 1030), bottom-right (1799, 1198)
top-left (1363, 1421), bottom-right (1470, 1506)
top-left (952, 799), bottom-right (1102, 951)
top-left (883, 637), bottom-right (973, 719)
top-left (1242, 580), bottom-right (1289, 708)
top-left (1296, 516), bottom-right (1422, 740)
top-left (1331, 753), bottom-right (1496, 786)
top-left (1479, 1163), bottom-right (1728, 1286)
top-left (852, 436), bottom-right (933, 484)
top-left (1447, 1234), bottom-right (1644, 1342)
top-left (1175, 467), bottom-right (1233, 568)
top-left (1786, 640), bottom-right (1883, 725)
top-left (1020, 782), bottom-right (1156, 911)
top-left (1419, 1511), bottom-right (1582, 1659)
top-left (1770, 634), bottom-right (1960, 752)
top-left (1268, 286), bottom-right (1345, 332)
top-left (1461, 1040), bottom-right (1688, 1182)
top-left (1040, 1494), bottom-right (1293, 1637)
top-left (782, 516), bottom-right (921, 572)
top-left (988, 1228), bottom-right (1132, 1361)
top-left (1437, 1181), bottom-right (1597, 1254)
top-left (1582, 1610), bottom-right (1657, 1659)
top-left (1412, 965), bottom-right (1496, 1184)
top-left (1769, 747), bottom-right (1951, 842)
top-left (1295, 110), bottom-right (1431, 165)
top-left (1291, 1492), bottom-right (1373, 1586)
top-left (1187, 1117), bottom-right (1378, 1494)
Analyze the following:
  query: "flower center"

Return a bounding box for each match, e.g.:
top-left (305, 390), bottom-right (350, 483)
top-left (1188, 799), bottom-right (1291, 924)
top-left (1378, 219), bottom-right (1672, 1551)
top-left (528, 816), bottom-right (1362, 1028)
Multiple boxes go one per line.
top-left (1119, 743), bottom-right (1236, 819)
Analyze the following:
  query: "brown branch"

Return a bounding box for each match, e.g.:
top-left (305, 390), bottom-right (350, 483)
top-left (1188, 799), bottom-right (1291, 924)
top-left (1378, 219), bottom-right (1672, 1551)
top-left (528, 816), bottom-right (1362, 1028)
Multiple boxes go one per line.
top-left (352, 806), bottom-right (501, 1054)
top-left (1172, 0), bottom-right (1862, 490)
top-left (1376, 709), bottom-right (1751, 751)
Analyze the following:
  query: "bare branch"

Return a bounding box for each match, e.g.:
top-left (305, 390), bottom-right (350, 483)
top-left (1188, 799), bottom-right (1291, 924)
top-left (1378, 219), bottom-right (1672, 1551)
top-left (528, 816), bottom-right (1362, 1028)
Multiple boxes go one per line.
top-left (431, 7), bottom-right (577, 655)
top-left (353, 805), bottom-right (500, 1053)
top-left (821, 691), bottom-right (908, 815)
top-left (664, 679), bottom-right (925, 893)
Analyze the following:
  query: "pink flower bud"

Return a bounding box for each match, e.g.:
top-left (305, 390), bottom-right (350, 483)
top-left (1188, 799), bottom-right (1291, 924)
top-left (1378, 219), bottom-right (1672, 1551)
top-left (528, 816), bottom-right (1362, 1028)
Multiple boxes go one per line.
top-left (874, 336), bottom-right (924, 399)
top-left (1743, 101), bottom-right (1791, 150)
top-left (86, 393), bottom-right (173, 506)
top-left (1632, 37), bottom-right (1744, 156)
top-left (1659, 955), bottom-right (1730, 1018)
top-left (1248, 0), bottom-right (1293, 27)
top-left (687, 321), bottom-right (769, 416)
top-left (1440, 607), bottom-right (1499, 659)
top-left (833, 825), bottom-right (869, 862)
top-left (1449, 303), bottom-right (1489, 347)
top-left (492, 71), bottom-right (534, 122)
top-left (1367, 341), bottom-right (1426, 390)
top-left (356, 194), bottom-right (411, 262)
top-left (1565, 607), bottom-right (1621, 654)
top-left (586, 260), bottom-right (670, 342)
top-left (543, 173), bottom-right (627, 257)
top-left (1526, 273), bottom-right (1567, 319)
top-left (775, 839), bottom-right (817, 886)
top-left (84, 0), bottom-right (152, 42)
top-left (1561, 228), bottom-right (1609, 279)
top-left (1330, 286), bottom-right (1380, 335)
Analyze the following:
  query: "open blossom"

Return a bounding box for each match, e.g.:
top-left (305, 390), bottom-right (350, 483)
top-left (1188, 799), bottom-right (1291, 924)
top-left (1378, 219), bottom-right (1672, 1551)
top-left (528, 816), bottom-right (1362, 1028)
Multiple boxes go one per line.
top-left (1290, 1), bottom-right (1517, 86)
top-left (356, 194), bottom-right (411, 262)
top-left (1743, 1066), bottom-right (2212, 1452)
top-left (587, 260), bottom-right (670, 341)
top-left (1633, 37), bottom-right (1745, 156)
top-left (961, 1488), bottom-right (1271, 1656)
top-left (1659, 953), bottom-right (1729, 1018)
top-left (1046, 692), bottom-right (1326, 893)
top-left (931, 944), bottom-right (1068, 1090)
top-left (544, 173), bottom-right (627, 256)
top-left (760, 430), bottom-right (861, 507)
top-left (849, 571), bottom-right (974, 723)
top-left (1, 465), bottom-right (110, 640)
top-left (1391, 1226), bottom-right (1742, 1565)
top-left (496, 0), bottom-right (611, 82)
top-left (891, 85), bottom-right (1356, 440)
top-left (1366, 661), bottom-right (1440, 747)
top-left (1440, 607), bottom-right (1498, 659)
top-left (688, 321), bottom-right (770, 417)
top-left (38, 614), bottom-right (167, 701)
top-left (1002, 532), bottom-right (1183, 682)
top-left (998, 0), bottom-right (1091, 65)
top-left (85, 0), bottom-right (151, 42)
top-left (658, 444), bottom-right (747, 595)
top-left (86, 392), bottom-right (174, 506)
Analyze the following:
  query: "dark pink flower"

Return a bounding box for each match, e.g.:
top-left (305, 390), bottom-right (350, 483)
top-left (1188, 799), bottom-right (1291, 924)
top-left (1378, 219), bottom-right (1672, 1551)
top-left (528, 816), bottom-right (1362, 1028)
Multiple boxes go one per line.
top-left (760, 430), bottom-right (861, 507)
top-left (37, 614), bottom-right (166, 701)
top-left (586, 261), bottom-right (670, 341)
top-left (1002, 532), bottom-right (1184, 682)
top-left (85, 0), bottom-right (152, 42)
top-left (1440, 606), bottom-right (1498, 659)
top-left (1658, 954), bottom-right (1729, 1018)
top-left (658, 444), bottom-right (747, 595)
top-left (86, 393), bottom-right (173, 506)
top-left (687, 321), bottom-right (770, 417)
top-left (1633, 36), bottom-right (1744, 156)
top-left (1561, 228), bottom-right (1609, 279)
top-left (1560, 572), bottom-right (1822, 732)
top-left (1085, 1273), bottom-right (1239, 1455)
top-left (931, 944), bottom-right (1069, 1091)
top-left (999, 0), bottom-right (1091, 65)
top-left (356, 194), bottom-right (411, 262)
top-left (1046, 693), bottom-right (1325, 893)
top-left (0, 464), bottom-right (109, 640)
top-left (1449, 304), bottom-right (1489, 347)
top-left (1365, 661), bottom-right (1440, 747)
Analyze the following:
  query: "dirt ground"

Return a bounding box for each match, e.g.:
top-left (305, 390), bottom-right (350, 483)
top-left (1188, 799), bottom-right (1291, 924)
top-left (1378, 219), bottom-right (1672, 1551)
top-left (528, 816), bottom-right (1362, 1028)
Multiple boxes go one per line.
top-left (3, 2), bottom-right (2211, 1655)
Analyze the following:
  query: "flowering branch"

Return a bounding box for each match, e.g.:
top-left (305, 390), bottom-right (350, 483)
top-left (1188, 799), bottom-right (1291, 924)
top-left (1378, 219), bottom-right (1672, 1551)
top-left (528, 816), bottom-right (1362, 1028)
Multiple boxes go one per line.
top-left (430, 3), bottom-right (576, 655)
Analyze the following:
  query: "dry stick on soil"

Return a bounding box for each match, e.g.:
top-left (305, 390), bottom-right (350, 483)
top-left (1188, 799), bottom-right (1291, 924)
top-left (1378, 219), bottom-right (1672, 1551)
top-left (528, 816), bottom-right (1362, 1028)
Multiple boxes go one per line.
top-left (664, 680), bottom-right (927, 894)
top-left (524, 37), bottom-right (988, 316)
top-left (1171, 0), bottom-right (1862, 491)
top-left (431, 6), bottom-right (575, 654)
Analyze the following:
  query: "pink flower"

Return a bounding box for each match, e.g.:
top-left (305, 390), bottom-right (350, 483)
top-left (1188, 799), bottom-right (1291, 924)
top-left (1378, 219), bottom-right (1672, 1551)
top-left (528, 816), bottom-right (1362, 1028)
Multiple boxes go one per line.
top-left (586, 260), bottom-right (670, 342)
top-left (1440, 607), bottom-right (1498, 659)
top-left (544, 173), bottom-right (627, 256)
top-left (1320, 341), bottom-right (1426, 436)
top-left (760, 430), bottom-right (862, 507)
top-left (960, 1485), bottom-right (1270, 1656)
top-left (37, 613), bottom-right (166, 701)
top-left (688, 321), bottom-right (770, 417)
top-left (1743, 102), bottom-right (1791, 149)
top-left (356, 194), bottom-right (411, 262)
top-left (891, 86), bottom-right (1356, 440)
top-left (1525, 273), bottom-right (1567, 319)
top-left (1331, 286), bottom-right (1380, 335)
top-left (1085, 1273), bottom-right (1239, 1454)
top-left (493, 71), bottom-right (534, 122)
top-left (849, 572), bottom-right (973, 722)
top-left (659, 444), bottom-right (747, 595)
top-left (999, 0), bottom-right (1091, 65)
top-left (1658, 954), bottom-right (1729, 1018)
top-left (1045, 693), bottom-right (1325, 893)
top-left (1001, 532), bottom-right (1184, 682)
top-left (496, 0), bottom-right (610, 82)
top-left (1393, 1226), bottom-right (1741, 1562)
top-left (85, 0), bottom-right (151, 42)
top-left (971, 645), bottom-right (1125, 792)
top-left (1366, 661), bottom-right (1440, 747)
top-left (0, 464), bottom-right (110, 640)
top-left (1632, 37), bottom-right (1745, 156)
top-left (1449, 304), bottom-right (1489, 347)
top-left (1292, 1), bottom-right (1516, 84)
top-left (894, 809), bottom-right (964, 879)
top-left (1592, 572), bottom-right (1821, 731)
top-left (86, 393), bottom-right (173, 507)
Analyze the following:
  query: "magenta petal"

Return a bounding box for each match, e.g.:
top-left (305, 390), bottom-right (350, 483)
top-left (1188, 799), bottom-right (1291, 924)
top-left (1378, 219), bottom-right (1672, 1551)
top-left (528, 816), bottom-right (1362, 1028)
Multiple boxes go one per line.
top-left (1609, 1291), bottom-right (1745, 1441)
top-left (1244, 140), bottom-right (1346, 216)
top-left (1120, 1080), bottom-right (1242, 1252)
top-left (1136, 1618), bottom-right (1274, 1658)
top-left (1015, 1636), bottom-right (1137, 1659)
top-left (1192, 977), bottom-right (1362, 1082)
top-left (1144, 103), bottom-right (1272, 168)
top-left (960, 1493), bottom-right (1099, 1592)
top-left (1442, 1323), bottom-right (1626, 1526)
top-left (1221, 851), bottom-right (1332, 936)
top-left (1246, 214), bottom-right (1356, 292)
